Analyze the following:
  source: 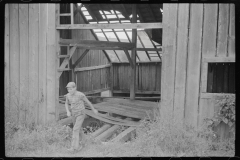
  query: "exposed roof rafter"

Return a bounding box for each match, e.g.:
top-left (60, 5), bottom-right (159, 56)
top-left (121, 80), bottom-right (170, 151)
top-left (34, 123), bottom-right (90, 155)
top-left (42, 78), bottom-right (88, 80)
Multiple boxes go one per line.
top-left (84, 4), bottom-right (121, 62)
top-left (76, 4), bottom-right (112, 63)
top-left (121, 4), bottom-right (148, 61)
top-left (137, 5), bottom-right (161, 60)
top-left (70, 3), bottom-right (163, 63)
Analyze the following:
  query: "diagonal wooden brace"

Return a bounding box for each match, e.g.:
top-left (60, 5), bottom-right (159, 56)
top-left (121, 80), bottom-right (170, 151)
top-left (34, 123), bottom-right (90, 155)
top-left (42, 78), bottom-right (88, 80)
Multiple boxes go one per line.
top-left (123, 49), bottom-right (134, 69)
top-left (58, 46), bottom-right (77, 78)
top-left (72, 49), bottom-right (90, 69)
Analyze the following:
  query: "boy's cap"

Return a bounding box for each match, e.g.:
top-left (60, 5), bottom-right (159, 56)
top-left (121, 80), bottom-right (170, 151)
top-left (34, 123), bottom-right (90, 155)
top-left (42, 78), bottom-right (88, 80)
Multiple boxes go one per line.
top-left (66, 82), bottom-right (76, 88)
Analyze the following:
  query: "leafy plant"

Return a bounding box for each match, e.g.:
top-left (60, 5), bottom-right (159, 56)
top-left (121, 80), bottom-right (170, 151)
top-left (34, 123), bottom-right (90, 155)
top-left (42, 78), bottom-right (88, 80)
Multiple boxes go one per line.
top-left (205, 94), bottom-right (235, 133)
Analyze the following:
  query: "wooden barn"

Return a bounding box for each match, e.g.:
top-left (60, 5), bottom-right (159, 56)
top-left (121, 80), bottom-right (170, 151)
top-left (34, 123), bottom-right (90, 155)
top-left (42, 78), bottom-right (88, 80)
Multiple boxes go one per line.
top-left (5, 3), bottom-right (235, 137)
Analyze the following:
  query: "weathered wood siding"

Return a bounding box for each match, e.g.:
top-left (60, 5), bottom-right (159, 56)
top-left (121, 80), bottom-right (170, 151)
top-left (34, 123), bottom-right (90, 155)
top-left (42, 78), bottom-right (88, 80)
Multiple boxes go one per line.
top-left (112, 63), bottom-right (161, 92)
top-left (73, 11), bottom-right (110, 94)
top-left (5, 4), bottom-right (57, 125)
top-left (59, 6), bottom-right (110, 96)
top-left (161, 3), bottom-right (235, 130)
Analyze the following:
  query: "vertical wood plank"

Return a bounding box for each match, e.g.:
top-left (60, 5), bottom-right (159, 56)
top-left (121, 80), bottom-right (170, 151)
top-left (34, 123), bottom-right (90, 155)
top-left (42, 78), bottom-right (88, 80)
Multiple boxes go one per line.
top-left (150, 64), bottom-right (155, 91)
top-left (223, 64), bottom-right (229, 93)
top-left (136, 63), bottom-right (139, 91)
top-left (5, 4), bottom-right (10, 122)
top-left (154, 64), bottom-right (158, 91)
top-left (130, 4), bottom-right (137, 100)
top-left (228, 63), bottom-right (235, 93)
top-left (202, 4), bottom-right (218, 57)
top-left (212, 64), bottom-right (217, 93)
top-left (200, 62), bottom-right (208, 93)
top-left (198, 97), bottom-right (214, 127)
top-left (142, 65), bottom-right (145, 90)
top-left (9, 4), bottom-right (20, 123)
top-left (161, 3), bottom-right (178, 119)
top-left (38, 4), bottom-right (48, 124)
top-left (47, 4), bottom-right (56, 123)
top-left (173, 4), bottom-right (189, 123)
top-left (217, 4), bottom-right (229, 57)
top-left (207, 64), bottom-right (213, 93)
top-left (159, 63), bottom-right (161, 92)
top-left (185, 4), bottom-right (203, 127)
top-left (228, 4), bottom-right (235, 57)
top-left (114, 65), bottom-right (117, 90)
top-left (216, 64), bottom-right (224, 93)
top-left (19, 4), bottom-right (29, 125)
top-left (156, 63), bottom-right (161, 92)
top-left (70, 3), bottom-right (74, 25)
top-left (28, 4), bottom-right (39, 126)
top-left (139, 64), bottom-right (142, 90)
top-left (55, 4), bottom-right (60, 121)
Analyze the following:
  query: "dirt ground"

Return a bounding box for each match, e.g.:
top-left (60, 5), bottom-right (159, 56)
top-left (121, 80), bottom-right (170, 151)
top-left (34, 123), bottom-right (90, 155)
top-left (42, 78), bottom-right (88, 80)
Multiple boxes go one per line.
top-left (6, 141), bottom-right (234, 158)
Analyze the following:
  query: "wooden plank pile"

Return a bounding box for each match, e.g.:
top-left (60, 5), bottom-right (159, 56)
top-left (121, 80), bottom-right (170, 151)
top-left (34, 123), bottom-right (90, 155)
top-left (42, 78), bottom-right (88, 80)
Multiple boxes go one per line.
top-left (58, 97), bottom-right (158, 142)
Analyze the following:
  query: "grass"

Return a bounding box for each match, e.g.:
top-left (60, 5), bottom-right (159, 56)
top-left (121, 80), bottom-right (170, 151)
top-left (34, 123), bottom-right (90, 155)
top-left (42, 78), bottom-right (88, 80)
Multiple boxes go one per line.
top-left (5, 107), bottom-right (235, 157)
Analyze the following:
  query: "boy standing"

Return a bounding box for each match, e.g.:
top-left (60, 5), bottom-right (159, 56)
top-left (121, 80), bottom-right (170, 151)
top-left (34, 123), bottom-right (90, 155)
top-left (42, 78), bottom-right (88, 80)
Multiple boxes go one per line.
top-left (65, 82), bottom-right (98, 152)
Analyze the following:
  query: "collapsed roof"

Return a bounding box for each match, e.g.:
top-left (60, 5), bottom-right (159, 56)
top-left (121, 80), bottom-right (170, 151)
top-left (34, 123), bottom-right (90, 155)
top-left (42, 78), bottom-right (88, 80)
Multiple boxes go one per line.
top-left (61, 3), bottom-right (163, 62)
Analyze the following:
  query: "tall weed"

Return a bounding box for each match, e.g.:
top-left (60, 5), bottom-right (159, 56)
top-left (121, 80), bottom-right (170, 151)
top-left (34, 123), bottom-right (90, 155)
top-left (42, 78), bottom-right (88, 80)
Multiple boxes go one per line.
top-left (100, 106), bottom-right (234, 157)
top-left (5, 122), bottom-right (72, 155)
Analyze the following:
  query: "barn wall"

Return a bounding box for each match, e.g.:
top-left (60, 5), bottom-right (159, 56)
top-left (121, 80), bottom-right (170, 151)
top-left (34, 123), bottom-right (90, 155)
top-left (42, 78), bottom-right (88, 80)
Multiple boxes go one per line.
top-left (112, 63), bottom-right (161, 93)
top-left (73, 11), bottom-right (110, 94)
top-left (5, 4), bottom-right (57, 125)
top-left (161, 3), bottom-right (235, 129)
top-left (58, 7), bottom-right (110, 96)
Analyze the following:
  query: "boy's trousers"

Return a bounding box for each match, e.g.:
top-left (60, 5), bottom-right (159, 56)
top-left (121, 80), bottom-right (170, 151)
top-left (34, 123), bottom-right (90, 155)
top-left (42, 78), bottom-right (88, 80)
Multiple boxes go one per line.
top-left (71, 112), bottom-right (85, 149)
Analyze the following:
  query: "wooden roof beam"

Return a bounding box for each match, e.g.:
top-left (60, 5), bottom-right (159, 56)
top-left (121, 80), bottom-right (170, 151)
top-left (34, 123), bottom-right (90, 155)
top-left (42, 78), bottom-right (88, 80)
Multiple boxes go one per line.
top-left (77, 5), bottom-right (112, 63)
top-left (121, 4), bottom-right (147, 62)
top-left (110, 4), bottom-right (140, 61)
top-left (137, 5), bottom-right (161, 60)
top-left (97, 4), bottom-right (123, 62)
top-left (56, 23), bottom-right (162, 29)
top-left (59, 39), bottom-right (135, 50)
top-left (84, 5), bottom-right (121, 62)
top-left (98, 4), bottom-right (121, 42)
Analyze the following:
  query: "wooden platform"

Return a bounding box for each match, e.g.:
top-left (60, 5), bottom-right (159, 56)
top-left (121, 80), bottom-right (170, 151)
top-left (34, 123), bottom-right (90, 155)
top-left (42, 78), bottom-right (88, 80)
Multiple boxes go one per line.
top-left (58, 97), bottom-right (159, 121)
top-left (58, 97), bottom-right (159, 142)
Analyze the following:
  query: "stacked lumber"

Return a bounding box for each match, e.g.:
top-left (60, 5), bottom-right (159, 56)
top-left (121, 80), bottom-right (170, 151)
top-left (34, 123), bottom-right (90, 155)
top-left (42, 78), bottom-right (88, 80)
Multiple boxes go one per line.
top-left (58, 97), bottom-right (158, 142)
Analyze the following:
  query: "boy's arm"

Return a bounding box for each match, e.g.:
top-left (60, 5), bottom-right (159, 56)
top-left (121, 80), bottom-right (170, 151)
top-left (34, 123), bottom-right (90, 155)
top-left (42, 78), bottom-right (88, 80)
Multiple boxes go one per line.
top-left (65, 97), bottom-right (71, 116)
top-left (83, 96), bottom-right (98, 114)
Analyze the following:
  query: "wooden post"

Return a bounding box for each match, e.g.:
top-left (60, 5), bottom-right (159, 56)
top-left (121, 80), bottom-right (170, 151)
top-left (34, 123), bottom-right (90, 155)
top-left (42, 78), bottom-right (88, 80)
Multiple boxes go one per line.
top-left (19, 4), bottom-right (29, 125)
top-left (55, 4), bottom-right (60, 121)
top-left (5, 4), bottom-right (10, 121)
top-left (9, 4), bottom-right (20, 123)
top-left (173, 4), bottom-right (189, 125)
top-left (38, 4), bottom-right (48, 125)
top-left (161, 4), bottom-right (178, 120)
top-left (70, 3), bottom-right (74, 25)
top-left (185, 4), bottom-right (204, 128)
top-left (29, 4), bottom-right (39, 126)
top-left (110, 63), bottom-right (114, 97)
top-left (217, 4), bottom-right (229, 57)
top-left (228, 4), bottom-right (235, 57)
top-left (130, 4), bottom-right (137, 100)
top-left (47, 4), bottom-right (57, 123)
top-left (69, 58), bottom-right (75, 83)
